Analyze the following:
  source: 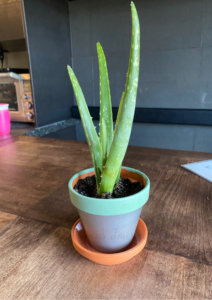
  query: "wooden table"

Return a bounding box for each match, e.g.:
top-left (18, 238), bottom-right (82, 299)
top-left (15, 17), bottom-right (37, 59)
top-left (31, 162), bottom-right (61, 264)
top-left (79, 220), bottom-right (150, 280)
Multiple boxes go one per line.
top-left (0, 136), bottom-right (212, 299)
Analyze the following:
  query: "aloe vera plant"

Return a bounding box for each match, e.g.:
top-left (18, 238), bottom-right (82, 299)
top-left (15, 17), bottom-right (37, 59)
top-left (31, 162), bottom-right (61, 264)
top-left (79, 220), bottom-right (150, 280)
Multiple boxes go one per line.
top-left (68, 2), bottom-right (140, 195)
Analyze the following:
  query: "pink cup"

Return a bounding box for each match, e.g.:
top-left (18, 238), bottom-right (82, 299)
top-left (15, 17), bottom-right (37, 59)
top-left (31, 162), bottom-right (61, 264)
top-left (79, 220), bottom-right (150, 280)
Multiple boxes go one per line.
top-left (0, 104), bottom-right (11, 135)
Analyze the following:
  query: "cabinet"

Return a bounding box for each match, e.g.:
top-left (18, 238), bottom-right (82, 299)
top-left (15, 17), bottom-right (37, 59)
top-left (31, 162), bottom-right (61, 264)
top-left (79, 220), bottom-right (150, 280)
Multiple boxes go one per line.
top-left (0, 0), bottom-right (25, 42)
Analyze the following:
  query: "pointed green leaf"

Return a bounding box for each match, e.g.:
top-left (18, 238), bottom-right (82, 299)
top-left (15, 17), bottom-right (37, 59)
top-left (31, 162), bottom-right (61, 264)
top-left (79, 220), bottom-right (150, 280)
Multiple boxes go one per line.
top-left (100, 2), bottom-right (140, 193)
top-left (101, 118), bottom-right (107, 168)
top-left (114, 166), bottom-right (121, 185)
top-left (113, 92), bottom-right (125, 185)
top-left (97, 43), bottom-right (113, 156)
top-left (114, 92), bottom-right (125, 136)
top-left (67, 65), bottom-right (102, 193)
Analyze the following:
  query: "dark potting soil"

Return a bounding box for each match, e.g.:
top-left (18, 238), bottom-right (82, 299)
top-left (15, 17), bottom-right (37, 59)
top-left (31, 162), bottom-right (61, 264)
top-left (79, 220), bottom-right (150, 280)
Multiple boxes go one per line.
top-left (74, 175), bottom-right (144, 199)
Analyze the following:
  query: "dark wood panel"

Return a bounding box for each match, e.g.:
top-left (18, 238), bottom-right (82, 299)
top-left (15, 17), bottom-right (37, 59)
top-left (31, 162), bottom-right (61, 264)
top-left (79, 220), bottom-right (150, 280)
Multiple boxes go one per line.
top-left (0, 216), bottom-right (211, 299)
top-left (0, 137), bottom-right (91, 226)
top-left (124, 146), bottom-right (212, 264)
top-left (0, 162), bottom-right (72, 215)
top-left (0, 136), bottom-right (90, 169)
top-left (0, 217), bottom-right (55, 286)
top-left (141, 162), bottom-right (212, 264)
top-left (0, 136), bottom-right (212, 265)
top-left (0, 211), bottom-right (16, 229)
top-left (24, 182), bottom-right (80, 228)
top-left (0, 137), bottom-right (16, 148)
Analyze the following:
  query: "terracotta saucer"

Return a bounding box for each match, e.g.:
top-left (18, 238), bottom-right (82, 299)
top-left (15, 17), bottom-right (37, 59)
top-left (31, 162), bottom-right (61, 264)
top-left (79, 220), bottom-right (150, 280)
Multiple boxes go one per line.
top-left (71, 218), bottom-right (148, 265)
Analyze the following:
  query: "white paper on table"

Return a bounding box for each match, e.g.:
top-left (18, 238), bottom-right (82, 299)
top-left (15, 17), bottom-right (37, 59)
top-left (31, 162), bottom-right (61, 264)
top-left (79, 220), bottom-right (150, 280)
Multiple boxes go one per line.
top-left (181, 160), bottom-right (212, 182)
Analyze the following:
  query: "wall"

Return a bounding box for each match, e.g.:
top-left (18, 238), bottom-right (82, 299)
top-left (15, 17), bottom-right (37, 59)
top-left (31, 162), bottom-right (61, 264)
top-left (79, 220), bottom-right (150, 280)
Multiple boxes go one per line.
top-left (4, 51), bottom-right (29, 69)
top-left (69, 0), bottom-right (212, 152)
top-left (23, 0), bottom-right (74, 127)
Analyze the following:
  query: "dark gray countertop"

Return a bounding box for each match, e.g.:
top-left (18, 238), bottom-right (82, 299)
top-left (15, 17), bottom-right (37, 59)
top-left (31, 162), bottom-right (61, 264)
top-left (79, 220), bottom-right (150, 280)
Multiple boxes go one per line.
top-left (23, 118), bottom-right (78, 137)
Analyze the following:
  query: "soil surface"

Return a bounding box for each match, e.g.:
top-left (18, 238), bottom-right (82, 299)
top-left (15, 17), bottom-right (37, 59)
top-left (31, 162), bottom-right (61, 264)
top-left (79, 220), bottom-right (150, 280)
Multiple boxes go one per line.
top-left (74, 175), bottom-right (144, 199)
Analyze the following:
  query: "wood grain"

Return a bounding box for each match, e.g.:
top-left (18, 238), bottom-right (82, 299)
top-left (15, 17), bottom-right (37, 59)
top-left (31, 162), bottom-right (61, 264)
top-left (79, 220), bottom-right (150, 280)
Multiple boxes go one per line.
top-left (0, 136), bottom-right (212, 267)
top-left (0, 137), bottom-right (92, 217)
top-left (0, 211), bottom-right (16, 229)
top-left (0, 127), bottom-right (34, 142)
top-left (0, 137), bottom-right (16, 148)
top-left (24, 181), bottom-right (80, 228)
top-left (0, 216), bottom-right (211, 300)
top-left (124, 146), bottom-right (212, 264)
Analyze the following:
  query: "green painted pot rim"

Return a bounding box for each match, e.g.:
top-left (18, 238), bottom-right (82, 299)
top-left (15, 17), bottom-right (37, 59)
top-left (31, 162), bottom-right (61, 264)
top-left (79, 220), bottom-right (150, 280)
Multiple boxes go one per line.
top-left (68, 166), bottom-right (150, 216)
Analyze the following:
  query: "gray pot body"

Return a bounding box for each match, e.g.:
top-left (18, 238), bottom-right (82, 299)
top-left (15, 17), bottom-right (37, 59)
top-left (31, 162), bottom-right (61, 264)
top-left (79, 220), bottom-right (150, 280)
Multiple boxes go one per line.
top-left (78, 207), bottom-right (142, 253)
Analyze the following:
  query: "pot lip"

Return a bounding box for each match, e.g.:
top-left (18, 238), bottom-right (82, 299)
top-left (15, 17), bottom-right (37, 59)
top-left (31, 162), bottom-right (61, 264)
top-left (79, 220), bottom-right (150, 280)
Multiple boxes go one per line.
top-left (68, 166), bottom-right (150, 216)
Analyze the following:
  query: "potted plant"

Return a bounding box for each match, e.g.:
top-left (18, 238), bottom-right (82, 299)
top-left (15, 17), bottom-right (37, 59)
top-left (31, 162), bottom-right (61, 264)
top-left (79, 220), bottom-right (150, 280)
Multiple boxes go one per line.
top-left (68, 2), bottom-right (150, 254)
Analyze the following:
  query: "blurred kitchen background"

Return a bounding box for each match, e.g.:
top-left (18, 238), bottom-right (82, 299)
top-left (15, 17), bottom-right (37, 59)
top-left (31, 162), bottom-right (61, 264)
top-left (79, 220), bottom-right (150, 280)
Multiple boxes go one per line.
top-left (1, 0), bottom-right (212, 152)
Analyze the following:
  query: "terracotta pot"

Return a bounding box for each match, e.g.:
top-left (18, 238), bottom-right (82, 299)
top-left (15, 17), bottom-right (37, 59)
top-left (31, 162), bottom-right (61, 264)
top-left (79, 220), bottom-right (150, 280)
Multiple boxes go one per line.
top-left (68, 167), bottom-right (150, 253)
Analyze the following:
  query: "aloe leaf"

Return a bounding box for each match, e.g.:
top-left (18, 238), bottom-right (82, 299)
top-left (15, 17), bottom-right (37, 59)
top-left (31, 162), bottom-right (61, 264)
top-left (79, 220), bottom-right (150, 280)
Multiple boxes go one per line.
top-left (113, 92), bottom-right (125, 185)
top-left (100, 2), bottom-right (140, 193)
top-left (114, 92), bottom-right (125, 137)
top-left (115, 167), bottom-right (121, 185)
top-left (101, 118), bottom-right (107, 167)
top-left (97, 43), bottom-right (113, 156)
top-left (67, 66), bottom-right (102, 193)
